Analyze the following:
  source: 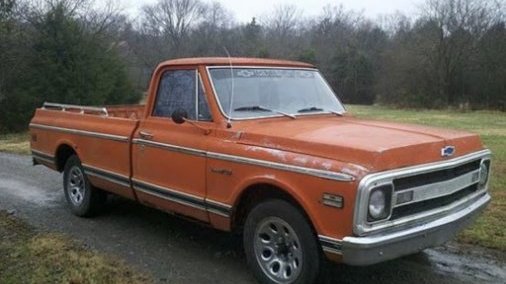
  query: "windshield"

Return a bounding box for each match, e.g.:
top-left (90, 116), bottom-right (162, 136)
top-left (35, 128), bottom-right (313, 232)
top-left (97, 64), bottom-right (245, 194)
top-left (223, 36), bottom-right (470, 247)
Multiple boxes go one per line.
top-left (208, 68), bottom-right (345, 119)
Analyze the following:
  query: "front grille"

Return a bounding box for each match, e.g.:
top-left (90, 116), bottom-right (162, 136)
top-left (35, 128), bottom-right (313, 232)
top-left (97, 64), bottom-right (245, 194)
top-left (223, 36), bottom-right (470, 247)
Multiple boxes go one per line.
top-left (355, 151), bottom-right (491, 237)
top-left (391, 184), bottom-right (479, 219)
top-left (393, 160), bottom-right (480, 191)
top-left (389, 158), bottom-right (485, 221)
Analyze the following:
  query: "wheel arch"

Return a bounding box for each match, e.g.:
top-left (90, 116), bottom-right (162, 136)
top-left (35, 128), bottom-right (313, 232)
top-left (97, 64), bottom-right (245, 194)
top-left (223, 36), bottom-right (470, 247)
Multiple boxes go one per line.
top-left (230, 179), bottom-right (320, 236)
top-left (55, 143), bottom-right (77, 172)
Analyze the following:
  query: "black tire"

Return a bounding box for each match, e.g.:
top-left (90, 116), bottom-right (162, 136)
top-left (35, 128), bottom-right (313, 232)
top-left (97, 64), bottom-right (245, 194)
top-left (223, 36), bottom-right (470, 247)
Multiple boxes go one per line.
top-left (244, 199), bottom-right (321, 284)
top-left (63, 155), bottom-right (106, 217)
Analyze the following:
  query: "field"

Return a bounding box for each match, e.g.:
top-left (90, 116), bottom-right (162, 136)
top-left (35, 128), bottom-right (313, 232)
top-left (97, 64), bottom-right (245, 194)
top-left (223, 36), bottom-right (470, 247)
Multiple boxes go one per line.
top-left (0, 132), bottom-right (30, 155)
top-left (0, 105), bottom-right (504, 250)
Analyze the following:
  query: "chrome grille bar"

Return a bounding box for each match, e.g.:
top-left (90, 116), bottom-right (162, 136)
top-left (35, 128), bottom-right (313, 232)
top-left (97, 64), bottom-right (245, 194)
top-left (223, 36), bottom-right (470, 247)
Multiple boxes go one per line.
top-left (393, 168), bottom-right (480, 207)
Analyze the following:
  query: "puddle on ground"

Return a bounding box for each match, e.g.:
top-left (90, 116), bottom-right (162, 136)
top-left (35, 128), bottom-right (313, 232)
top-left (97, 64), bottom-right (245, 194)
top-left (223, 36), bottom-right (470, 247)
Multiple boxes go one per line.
top-left (424, 245), bottom-right (506, 282)
top-left (0, 176), bottom-right (61, 206)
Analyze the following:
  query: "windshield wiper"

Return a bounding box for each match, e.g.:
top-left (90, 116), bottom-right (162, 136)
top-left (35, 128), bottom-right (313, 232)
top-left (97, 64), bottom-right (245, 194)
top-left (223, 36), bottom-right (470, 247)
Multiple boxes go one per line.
top-left (234, 105), bottom-right (296, 119)
top-left (297, 106), bottom-right (344, 116)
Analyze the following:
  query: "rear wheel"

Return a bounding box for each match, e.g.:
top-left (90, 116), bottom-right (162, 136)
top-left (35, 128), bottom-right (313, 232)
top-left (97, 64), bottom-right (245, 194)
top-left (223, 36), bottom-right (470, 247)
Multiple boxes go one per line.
top-left (63, 155), bottom-right (106, 217)
top-left (244, 199), bottom-right (321, 284)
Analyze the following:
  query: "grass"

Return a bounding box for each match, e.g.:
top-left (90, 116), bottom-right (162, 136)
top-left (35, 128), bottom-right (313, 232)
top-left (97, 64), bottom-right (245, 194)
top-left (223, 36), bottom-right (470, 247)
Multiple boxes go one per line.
top-left (0, 211), bottom-right (151, 283)
top-left (347, 104), bottom-right (506, 251)
top-left (0, 132), bottom-right (30, 155)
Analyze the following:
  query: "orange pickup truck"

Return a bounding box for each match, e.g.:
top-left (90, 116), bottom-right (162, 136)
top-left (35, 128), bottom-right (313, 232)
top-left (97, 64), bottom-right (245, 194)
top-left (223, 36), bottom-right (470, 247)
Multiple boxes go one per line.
top-left (29, 57), bottom-right (491, 284)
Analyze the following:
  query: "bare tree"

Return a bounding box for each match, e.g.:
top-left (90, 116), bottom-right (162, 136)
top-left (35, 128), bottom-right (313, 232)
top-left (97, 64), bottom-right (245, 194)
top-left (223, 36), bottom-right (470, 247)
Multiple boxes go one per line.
top-left (189, 1), bottom-right (234, 56)
top-left (308, 5), bottom-right (364, 74)
top-left (202, 1), bottom-right (232, 29)
top-left (261, 4), bottom-right (302, 57)
top-left (0, 0), bottom-right (15, 21)
top-left (262, 4), bottom-right (300, 38)
top-left (140, 0), bottom-right (205, 56)
top-left (421, 0), bottom-right (501, 104)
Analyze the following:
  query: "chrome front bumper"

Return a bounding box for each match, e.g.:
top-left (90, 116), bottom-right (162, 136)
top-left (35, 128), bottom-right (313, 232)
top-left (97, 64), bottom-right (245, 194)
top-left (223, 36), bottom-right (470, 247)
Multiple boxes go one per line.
top-left (321, 192), bottom-right (491, 266)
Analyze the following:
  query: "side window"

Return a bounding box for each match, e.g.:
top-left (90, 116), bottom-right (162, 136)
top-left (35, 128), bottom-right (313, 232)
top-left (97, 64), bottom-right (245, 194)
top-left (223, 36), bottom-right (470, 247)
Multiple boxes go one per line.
top-left (153, 70), bottom-right (196, 119)
top-left (198, 77), bottom-right (212, 121)
top-left (153, 70), bottom-right (213, 121)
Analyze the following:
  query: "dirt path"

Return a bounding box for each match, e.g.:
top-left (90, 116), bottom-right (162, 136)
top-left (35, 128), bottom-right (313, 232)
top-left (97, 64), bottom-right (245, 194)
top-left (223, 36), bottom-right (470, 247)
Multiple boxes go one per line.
top-left (0, 152), bottom-right (504, 284)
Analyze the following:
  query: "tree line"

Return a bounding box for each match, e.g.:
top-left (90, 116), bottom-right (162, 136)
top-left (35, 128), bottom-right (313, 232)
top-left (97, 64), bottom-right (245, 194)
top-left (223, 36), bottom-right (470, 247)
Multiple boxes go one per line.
top-left (0, 0), bottom-right (504, 132)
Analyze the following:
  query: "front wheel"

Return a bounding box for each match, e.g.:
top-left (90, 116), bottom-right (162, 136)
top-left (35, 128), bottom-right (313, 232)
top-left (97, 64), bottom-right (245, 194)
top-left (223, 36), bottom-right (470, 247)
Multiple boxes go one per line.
top-left (243, 199), bottom-right (321, 284)
top-left (63, 155), bottom-right (106, 217)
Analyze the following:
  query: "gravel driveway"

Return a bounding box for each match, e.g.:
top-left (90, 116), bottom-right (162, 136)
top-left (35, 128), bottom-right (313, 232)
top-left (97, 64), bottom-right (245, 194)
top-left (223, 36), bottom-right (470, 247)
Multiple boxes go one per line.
top-left (0, 152), bottom-right (504, 284)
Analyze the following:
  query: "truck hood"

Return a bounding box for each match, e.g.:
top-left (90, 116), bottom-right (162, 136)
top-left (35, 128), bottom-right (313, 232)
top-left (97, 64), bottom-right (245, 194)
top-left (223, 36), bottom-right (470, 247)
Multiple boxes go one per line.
top-left (234, 116), bottom-right (484, 172)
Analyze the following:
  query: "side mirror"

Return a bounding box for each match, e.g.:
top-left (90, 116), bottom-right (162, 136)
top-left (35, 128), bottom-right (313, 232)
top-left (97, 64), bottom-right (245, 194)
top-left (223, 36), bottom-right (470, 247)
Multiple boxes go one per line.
top-left (171, 109), bottom-right (188, 124)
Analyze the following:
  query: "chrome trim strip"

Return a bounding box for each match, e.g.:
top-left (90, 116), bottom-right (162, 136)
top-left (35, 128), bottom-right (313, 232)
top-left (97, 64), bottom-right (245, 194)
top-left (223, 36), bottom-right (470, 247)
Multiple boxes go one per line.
top-left (132, 139), bottom-right (206, 157)
top-left (365, 150), bottom-right (490, 181)
top-left (322, 247), bottom-right (342, 255)
top-left (195, 70), bottom-right (199, 119)
top-left (205, 199), bottom-right (232, 217)
top-left (131, 178), bottom-right (232, 217)
top-left (394, 169), bottom-right (480, 207)
top-left (205, 198), bottom-right (233, 209)
top-left (207, 208), bottom-right (230, 218)
top-left (29, 123), bottom-right (129, 142)
top-left (85, 171), bottom-right (130, 187)
top-left (207, 152), bottom-right (355, 182)
top-left (32, 155), bottom-right (55, 165)
top-left (319, 235), bottom-right (343, 254)
top-left (208, 66), bottom-right (317, 70)
top-left (135, 186), bottom-right (207, 211)
top-left (205, 66), bottom-right (347, 121)
top-left (133, 138), bottom-right (354, 182)
top-left (31, 150), bottom-right (55, 165)
top-left (82, 164), bottom-right (130, 187)
top-left (353, 149), bottom-right (492, 236)
top-left (319, 235), bottom-right (343, 244)
top-left (132, 178), bottom-right (205, 203)
top-left (82, 164), bottom-right (129, 181)
top-left (31, 149), bottom-right (54, 159)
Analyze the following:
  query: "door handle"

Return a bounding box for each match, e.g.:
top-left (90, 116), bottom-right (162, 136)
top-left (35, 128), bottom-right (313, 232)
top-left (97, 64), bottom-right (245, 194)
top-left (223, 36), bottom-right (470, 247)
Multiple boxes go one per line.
top-left (139, 131), bottom-right (154, 140)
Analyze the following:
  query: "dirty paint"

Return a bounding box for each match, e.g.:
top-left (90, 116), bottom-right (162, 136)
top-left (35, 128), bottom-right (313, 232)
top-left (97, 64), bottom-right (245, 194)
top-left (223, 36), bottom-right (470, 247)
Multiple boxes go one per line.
top-left (293, 156), bottom-right (309, 166)
top-left (320, 161), bottom-right (333, 171)
top-left (341, 163), bottom-right (369, 177)
top-left (245, 146), bottom-right (288, 162)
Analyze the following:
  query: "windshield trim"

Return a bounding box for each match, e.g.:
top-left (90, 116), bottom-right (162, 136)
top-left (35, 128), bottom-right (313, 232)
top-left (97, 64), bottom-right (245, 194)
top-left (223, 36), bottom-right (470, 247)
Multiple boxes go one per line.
top-left (206, 66), bottom-right (347, 121)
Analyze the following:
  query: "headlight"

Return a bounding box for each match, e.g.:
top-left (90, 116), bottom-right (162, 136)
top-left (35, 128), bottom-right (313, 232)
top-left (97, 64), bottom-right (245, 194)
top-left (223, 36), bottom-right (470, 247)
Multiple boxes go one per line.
top-left (368, 185), bottom-right (393, 221)
top-left (369, 190), bottom-right (386, 218)
top-left (478, 160), bottom-right (490, 189)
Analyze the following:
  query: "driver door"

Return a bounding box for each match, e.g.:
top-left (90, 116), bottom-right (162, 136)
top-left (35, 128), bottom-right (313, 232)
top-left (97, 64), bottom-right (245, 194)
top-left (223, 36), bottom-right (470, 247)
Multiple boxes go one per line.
top-left (132, 68), bottom-right (213, 221)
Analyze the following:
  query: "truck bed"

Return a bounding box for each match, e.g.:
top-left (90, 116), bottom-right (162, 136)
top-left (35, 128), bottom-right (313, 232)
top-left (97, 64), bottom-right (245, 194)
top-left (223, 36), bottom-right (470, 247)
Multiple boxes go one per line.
top-left (29, 102), bottom-right (145, 200)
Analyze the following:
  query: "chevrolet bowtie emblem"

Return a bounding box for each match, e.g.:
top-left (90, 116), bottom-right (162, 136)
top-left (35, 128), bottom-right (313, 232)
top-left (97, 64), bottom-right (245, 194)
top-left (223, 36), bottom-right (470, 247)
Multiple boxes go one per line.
top-left (441, 146), bottom-right (455, 157)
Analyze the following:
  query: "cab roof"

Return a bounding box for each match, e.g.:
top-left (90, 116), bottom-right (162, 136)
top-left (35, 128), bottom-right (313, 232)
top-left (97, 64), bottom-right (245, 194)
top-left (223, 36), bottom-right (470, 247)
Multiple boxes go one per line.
top-left (158, 57), bottom-right (315, 68)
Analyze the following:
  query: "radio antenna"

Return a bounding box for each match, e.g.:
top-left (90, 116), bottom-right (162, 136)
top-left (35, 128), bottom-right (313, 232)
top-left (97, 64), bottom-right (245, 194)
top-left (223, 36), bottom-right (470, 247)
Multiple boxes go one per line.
top-left (223, 47), bottom-right (234, 128)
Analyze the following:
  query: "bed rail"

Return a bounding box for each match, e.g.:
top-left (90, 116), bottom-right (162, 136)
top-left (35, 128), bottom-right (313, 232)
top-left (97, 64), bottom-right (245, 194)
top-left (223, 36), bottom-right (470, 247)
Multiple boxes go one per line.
top-left (42, 102), bottom-right (109, 116)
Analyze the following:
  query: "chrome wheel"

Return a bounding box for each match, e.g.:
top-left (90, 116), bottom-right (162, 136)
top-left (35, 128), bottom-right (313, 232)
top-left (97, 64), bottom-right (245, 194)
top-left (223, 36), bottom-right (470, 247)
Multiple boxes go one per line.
top-left (254, 217), bottom-right (303, 284)
top-left (67, 166), bottom-right (85, 206)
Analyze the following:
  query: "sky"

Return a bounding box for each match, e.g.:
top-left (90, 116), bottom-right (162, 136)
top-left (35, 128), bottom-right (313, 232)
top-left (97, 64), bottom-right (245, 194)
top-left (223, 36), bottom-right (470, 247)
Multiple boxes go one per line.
top-left (117, 0), bottom-right (423, 23)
